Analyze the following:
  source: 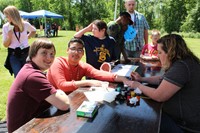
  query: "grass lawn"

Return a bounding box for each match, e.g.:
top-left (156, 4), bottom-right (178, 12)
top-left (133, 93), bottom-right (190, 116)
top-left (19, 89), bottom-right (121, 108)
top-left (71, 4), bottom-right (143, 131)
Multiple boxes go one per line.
top-left (0, 30), bottom-right (200, 121)
top-left (0, 30), bottom-right (76, 120)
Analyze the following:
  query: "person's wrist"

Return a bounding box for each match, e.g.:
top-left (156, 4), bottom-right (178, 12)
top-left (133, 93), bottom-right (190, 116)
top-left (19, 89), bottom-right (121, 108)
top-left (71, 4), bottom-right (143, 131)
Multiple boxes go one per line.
top-left (138, 77), bottom-right (143, 82)
top-left (137, 83), bottom-right (142, 88)
top-left (134, 81), bottom-right (140, 88)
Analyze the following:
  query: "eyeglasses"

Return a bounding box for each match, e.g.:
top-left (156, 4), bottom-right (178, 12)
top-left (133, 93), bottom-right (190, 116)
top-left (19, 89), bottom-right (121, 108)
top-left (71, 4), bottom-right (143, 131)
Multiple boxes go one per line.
top-left (69, 48), bottom-right (84, 53)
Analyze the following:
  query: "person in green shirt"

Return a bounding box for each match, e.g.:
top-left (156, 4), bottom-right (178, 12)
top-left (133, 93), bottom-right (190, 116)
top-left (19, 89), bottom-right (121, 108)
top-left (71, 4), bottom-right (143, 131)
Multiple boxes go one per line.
top-left (107, 12), bottom-right (133, 63)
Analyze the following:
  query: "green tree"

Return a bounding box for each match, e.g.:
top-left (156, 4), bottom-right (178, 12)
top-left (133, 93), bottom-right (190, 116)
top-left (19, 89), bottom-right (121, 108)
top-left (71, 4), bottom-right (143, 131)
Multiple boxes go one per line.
top-left (0, 0), bottom-right (15, 11)
top-left (181, 0), bottom-right (200, 32)
top-left (159, 0), bottom-right (187, 33)
top-left (72, 0), bottom-right (113, 28)
top-left (15, 0), bottom-right (32, 12)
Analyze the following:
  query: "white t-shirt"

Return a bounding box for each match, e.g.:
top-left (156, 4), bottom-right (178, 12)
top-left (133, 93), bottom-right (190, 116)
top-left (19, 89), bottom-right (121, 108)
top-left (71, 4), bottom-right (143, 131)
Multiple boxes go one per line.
top-left (130, 13), bottom-right (135, 22)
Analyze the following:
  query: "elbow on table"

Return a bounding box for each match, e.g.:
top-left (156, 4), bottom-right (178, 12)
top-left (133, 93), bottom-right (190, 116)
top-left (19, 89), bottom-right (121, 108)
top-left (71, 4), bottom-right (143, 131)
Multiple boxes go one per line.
top-left (58, 103), bottom-right (70, 111)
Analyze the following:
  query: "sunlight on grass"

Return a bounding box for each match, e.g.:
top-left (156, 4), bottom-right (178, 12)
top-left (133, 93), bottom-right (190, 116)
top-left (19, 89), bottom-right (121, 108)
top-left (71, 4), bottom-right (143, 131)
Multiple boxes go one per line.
top-left (0, 30), bottom-right (76, 120)
top-left (185, 38), bottom-right (200, 58)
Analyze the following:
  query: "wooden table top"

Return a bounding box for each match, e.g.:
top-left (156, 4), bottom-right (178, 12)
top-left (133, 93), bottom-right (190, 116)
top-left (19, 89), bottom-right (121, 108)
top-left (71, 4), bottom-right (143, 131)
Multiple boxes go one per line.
top-left (14, 59), bottom-right (163, 133)
top-left (15, 88), bottom-right (162, 133)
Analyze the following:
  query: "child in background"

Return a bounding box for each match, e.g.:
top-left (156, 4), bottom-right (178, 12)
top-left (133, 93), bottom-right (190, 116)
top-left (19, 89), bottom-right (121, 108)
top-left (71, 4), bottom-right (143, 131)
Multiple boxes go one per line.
top-left (140, 30), bottom-right (161, 60)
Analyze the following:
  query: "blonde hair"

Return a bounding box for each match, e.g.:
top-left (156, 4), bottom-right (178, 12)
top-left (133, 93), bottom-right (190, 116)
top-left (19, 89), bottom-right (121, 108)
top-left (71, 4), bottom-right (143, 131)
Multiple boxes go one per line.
top-left (3, 5), bottom-right (24, 32)
top-left (151, 29), bottom-right (161, 36)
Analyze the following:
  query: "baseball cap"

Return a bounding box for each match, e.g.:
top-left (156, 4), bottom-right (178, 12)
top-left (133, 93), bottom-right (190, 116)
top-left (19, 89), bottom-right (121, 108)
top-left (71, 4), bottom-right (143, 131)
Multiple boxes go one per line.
top-left (119, 12), bottom-right (133, 25)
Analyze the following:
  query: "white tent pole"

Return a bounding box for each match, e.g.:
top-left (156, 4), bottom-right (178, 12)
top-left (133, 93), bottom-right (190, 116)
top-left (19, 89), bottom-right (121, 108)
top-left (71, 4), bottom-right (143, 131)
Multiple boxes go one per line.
top-left (44, 17), bottom-right (46, 36)
top-left (114, 0), bottom-right (118, 20)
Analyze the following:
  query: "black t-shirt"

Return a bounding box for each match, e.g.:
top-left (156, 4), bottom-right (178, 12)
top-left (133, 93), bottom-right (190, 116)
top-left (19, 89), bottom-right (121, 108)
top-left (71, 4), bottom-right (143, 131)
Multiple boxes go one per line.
top-left (163, 58), bottom-right (200, 131)
top-left (81, 35), bottom-right (117, 69)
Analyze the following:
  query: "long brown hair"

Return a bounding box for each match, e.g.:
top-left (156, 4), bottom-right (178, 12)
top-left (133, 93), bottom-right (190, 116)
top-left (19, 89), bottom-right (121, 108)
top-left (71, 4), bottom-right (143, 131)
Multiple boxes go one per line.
top-left (157, 34), bottom-right (200, 70)
top-left (3, 5), bottom-right (24, 32)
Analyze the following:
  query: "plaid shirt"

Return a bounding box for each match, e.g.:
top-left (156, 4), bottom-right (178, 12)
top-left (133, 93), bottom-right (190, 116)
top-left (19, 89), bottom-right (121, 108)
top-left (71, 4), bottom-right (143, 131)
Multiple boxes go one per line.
top-left (125, 11), bottom-right (150, 51)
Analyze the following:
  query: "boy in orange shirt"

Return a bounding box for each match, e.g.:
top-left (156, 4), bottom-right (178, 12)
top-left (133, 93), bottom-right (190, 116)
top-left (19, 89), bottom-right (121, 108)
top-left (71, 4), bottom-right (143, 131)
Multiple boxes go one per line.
top-left (47, 38), bottom-right (130, 94)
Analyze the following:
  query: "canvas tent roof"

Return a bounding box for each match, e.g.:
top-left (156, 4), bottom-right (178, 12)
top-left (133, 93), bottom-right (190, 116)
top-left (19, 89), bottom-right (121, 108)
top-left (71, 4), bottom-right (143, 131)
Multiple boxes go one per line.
top-left (19, 10), bottom-right (31, 18)
top-left (24, 10), bottom-right (64, 19)
top-left (19, 10), bottom-right (64, 36)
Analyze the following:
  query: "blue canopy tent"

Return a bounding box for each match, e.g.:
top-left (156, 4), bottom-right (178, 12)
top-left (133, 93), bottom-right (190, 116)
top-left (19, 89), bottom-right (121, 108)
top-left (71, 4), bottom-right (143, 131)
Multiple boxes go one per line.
top-left (28, 10), bottom-right (63, 19)
top-left (19, 10), bottom-right (31, 19)
top-left (20, 10), bottom-right (64, 36)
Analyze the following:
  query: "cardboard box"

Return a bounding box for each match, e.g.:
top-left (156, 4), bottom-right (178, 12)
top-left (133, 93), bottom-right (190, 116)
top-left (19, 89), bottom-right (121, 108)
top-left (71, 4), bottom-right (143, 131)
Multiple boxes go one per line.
top-left (76, 101), bottom-right (98, 118)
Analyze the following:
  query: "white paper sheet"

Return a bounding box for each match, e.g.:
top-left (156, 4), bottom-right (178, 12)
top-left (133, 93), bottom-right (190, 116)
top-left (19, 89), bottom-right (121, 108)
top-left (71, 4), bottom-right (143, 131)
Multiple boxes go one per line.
top-left (84, 87), bottom-right (119, 103)
top-left (111, 64), bottom-right (138, 77)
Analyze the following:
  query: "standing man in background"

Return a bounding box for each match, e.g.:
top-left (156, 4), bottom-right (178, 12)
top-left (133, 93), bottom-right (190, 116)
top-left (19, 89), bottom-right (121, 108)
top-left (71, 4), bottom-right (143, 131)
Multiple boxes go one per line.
top-left (124, 0), bottom-right (150, 58)
top-left (107, 12), bottom-right (132, 63)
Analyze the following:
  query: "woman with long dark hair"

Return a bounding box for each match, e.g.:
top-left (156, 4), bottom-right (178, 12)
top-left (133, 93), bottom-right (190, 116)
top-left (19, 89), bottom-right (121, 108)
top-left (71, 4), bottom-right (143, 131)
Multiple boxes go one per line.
top-left (125, 34), bottom-right (200, 132)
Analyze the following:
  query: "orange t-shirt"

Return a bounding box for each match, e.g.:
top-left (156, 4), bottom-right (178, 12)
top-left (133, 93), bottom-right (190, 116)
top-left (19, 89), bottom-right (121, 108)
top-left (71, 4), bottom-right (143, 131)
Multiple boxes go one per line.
top-left (47, 57), bottom-right (115, 93)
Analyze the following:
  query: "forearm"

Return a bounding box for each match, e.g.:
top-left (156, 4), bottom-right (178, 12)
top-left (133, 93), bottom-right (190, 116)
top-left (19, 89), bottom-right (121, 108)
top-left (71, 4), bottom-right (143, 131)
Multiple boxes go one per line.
top-left (136, 79), bottom-right (180, 102)
top-left (74, 26), bottom-right (90, 38)
top-left (114, 75), bottom-right (130, 82)
top-left (56, 81), bottom-right (78, 93)
top-left (3, 32), bottom-right (12, 47)
top-left (74, 80), bottom-right (93, 87)
top-left (3, 37), bottom-right (11, 47)
top-left (28, 31), bottom-right (36, 39)
top-left (136, 83), bottom-right (159, 101)
top-left (57, 80), bottom-right (99, 92)
top-left (144, 30), bottom-right (148, 44)
top-left (140, 75), bottom-right (161, 85)
top-left (46, 89), bottom-right (70, 111)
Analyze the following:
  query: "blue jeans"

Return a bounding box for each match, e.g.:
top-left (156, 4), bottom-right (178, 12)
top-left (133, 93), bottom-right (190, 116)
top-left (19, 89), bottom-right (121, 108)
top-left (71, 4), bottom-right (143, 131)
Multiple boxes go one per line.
top-left (160, 113), bottom-right (184, 133)
top-left (9, 53), bottom-right (28, 77)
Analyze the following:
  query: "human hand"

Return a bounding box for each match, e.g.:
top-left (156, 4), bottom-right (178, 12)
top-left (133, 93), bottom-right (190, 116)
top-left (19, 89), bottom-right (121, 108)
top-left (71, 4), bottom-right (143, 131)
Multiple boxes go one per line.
top-left (123, 80), bottom-right (141, 89)
top-left (131, 72), bottom-right (142, 81)
top-left (6, 30), bottom-right (13, 42)
top-left (88, 80), bottom-right (102, 87)
top-left (86, 23), bottom-right (93, 32)
top-left (8, 24), bottom-right (14, 31)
